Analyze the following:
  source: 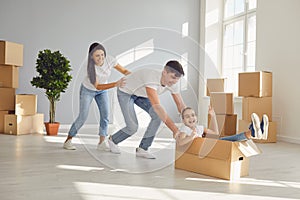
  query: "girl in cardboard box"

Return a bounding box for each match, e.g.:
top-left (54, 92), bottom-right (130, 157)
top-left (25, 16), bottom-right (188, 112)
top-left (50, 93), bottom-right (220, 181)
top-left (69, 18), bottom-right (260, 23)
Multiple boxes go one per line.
top-left (176, 106), bottom-right (269, 146)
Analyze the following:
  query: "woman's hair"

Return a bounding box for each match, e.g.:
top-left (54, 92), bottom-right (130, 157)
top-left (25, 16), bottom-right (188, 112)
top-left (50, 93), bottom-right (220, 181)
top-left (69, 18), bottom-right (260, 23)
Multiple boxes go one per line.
top-left (87, 42), bottom-right (106, 85)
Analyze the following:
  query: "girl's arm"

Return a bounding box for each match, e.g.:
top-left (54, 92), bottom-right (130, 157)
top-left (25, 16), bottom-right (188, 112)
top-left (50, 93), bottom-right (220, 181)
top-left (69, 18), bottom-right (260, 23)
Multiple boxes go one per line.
top-left (114, 64), bottom-right (131, 75)
top-left (176, 131), bottom-right (197, 146)
top-left (207, 106), bottom-right (219, 135)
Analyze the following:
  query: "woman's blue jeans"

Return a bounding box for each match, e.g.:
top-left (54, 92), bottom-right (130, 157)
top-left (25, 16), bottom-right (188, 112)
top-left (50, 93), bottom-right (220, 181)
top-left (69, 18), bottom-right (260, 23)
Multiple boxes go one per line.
top-left (111, 89), bottom-right (162, 150)
top-left (68, 84), bottom-right (109, 137)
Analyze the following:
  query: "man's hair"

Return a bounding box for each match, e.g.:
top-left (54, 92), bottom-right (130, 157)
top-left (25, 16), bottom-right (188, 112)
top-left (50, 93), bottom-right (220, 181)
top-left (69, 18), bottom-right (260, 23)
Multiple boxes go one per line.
top-left (181, 107), bottom-right (194, 119)
top-left (164, 60), bottom-right (185, 77)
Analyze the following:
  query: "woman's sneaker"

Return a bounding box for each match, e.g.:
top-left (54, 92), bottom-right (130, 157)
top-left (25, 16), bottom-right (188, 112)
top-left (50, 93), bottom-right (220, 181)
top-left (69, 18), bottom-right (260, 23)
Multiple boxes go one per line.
top-left (250, 113), bottom-right (263, 139)
top-left (261, 114), bottom-right (269, 140)
top-left (63, 140), bottom-right (76, 150)
top-left (97, 140), bottom-right (110, 151)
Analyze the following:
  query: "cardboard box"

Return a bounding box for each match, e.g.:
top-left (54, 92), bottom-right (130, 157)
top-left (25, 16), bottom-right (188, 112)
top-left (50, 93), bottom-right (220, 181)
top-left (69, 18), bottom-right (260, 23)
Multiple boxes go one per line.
top-left (32, 113), bottom-right (44, 134)
top-left (210, 92), bottom-right (234, 114)
top-left (0, 111), bottom-right (9, 133)
top-left (0, 65), bottom-right (19, 88)
top-left (4, 113), bottom-right (44, 135)
top-left (4, 114), bottom-right (32, 135)
top-left (238, 119), bottom-right (251, 133)
top-left (0, 88), bottom-right (15, 110)
top-left (0, 110), bottom-right (14, 133)
top-left (15, 94), bottom-right (37, 115)
top-left (206, 78), bottom-right (225, 96)
top-left (0, 41), bottom-right (23, 66)
top-left (175, 137), bottom-right (261, 180)
top-left (208, 114), bottom-right (237, 136)
top-left (242, 97), bottom-right (272, 121)
top-left (238, 71), bottom-right (272, 97)
top-left (238, 119), bottom-right (277, 143)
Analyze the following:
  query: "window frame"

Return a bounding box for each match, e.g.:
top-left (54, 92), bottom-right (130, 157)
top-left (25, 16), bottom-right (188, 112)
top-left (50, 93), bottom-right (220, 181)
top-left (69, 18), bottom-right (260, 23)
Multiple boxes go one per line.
top-left (221, 0), bottom-right (257, 94)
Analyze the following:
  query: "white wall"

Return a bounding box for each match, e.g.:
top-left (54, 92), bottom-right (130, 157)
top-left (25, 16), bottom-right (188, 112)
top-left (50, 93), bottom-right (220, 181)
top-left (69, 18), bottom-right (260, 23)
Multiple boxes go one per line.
top-left (256, 0), bottom-right (300, 143)
top-left (0, 0), bottom-right (201, 126)
top-left (201, 0), bottom-right (300, 143)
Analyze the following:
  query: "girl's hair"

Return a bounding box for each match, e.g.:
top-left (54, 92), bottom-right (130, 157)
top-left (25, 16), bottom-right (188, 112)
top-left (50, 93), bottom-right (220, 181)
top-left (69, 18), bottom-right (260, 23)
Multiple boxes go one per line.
top-left (181, 107), bottom-right (193, 119)
top-left (87, 42), bottom-right (106, 85)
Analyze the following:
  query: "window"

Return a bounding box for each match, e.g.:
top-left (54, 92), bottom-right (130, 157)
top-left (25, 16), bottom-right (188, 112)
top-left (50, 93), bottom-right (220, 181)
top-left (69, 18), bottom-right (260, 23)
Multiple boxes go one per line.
top-left (222, 0), bottom-right (256, 95)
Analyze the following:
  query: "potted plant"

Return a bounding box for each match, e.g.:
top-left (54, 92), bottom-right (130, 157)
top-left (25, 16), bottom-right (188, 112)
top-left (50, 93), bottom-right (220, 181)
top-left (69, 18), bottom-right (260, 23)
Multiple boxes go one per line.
top-left (31, 49), bottom-right (72, 135)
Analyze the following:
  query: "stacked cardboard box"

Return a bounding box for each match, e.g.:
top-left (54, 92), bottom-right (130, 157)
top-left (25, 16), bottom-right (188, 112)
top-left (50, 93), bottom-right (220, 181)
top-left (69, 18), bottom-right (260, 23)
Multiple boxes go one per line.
top-left (207, 79), bottom-right (237, 136)
top-left (174, 79), bottom-right (261, 180)
top-left (0, 40), bottom-right (44, 135)
top-left (4, 94), bottom-right (44, 135)
top-left (238, 71), bottom-right (277, 143)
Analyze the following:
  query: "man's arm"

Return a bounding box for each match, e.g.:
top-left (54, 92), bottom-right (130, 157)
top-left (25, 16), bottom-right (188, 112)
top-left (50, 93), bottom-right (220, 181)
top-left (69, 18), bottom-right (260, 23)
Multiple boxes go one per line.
top-left (171, 93), bottom-right (186, 114)
top-left (146, 87), bottom-right (179, 137)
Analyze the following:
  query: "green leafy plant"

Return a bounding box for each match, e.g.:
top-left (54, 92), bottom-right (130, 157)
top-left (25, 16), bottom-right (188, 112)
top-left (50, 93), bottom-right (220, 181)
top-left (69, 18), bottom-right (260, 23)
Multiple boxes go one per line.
top-left (31, 49), bottom-right (72, 123)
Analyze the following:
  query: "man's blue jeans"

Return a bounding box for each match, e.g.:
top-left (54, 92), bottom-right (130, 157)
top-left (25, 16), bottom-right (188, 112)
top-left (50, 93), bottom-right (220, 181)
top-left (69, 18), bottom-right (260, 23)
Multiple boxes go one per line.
top-left (111, 89), bottom-right (162, 150)
top-left (68, 84), bottom-right (109, 137)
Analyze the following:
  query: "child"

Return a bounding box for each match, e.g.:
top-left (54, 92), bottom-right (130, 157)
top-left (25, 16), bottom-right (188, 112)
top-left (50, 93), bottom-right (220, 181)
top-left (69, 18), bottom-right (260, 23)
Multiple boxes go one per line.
top-left (176, 106), bottom-right (269, 146)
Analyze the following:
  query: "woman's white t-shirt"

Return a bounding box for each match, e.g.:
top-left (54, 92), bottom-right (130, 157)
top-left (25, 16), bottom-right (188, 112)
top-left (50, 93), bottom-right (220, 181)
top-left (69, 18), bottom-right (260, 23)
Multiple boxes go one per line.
top-left (179, 125), bottom-right (204, 137)
top-left (119, 68), bottom-right (180, 97)
top-left (82, 55), bottom-right (117, 91)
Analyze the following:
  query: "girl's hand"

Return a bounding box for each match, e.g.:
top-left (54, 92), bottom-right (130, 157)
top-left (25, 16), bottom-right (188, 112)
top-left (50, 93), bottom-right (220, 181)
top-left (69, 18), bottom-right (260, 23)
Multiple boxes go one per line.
top-left (116, 77), bottom-right (126, 88)
top-left (208, 105), bottom-right (216, 117)
top-left (191, 129), bottom-right (198, 139)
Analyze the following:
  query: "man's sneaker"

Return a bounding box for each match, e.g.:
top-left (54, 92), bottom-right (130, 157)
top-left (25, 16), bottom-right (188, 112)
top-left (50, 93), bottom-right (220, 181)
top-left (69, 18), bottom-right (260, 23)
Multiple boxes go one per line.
top-left (97, 140), bottom-right (110, 151)
top-left (63, 139), bottom-right (76, 150)
top-left (250, 113), bottom-right (262, 139)
top-left (108, 136), bottom-right (121, 154)
top-left (136, 147), bottom-right (156, 159)
top-left (261, 114), bottom-right (269, 140)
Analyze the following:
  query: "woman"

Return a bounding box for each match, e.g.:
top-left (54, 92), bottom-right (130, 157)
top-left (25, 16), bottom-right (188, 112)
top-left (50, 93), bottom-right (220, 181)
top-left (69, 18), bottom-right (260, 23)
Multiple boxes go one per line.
top-left (63, 42), bottom-right (130, 150)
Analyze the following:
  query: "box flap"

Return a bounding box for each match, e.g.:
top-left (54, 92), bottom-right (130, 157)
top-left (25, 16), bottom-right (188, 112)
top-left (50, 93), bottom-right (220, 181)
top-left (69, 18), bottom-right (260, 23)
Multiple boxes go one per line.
top-left (234, 140), bottom-right (262, 157)
top-left (184, 138), bottom-right (233, 161)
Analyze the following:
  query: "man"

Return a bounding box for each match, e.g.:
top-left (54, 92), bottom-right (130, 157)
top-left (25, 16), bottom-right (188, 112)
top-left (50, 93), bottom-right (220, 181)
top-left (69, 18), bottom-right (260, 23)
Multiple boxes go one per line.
top-left (108, 60), bottom-right (186, 159)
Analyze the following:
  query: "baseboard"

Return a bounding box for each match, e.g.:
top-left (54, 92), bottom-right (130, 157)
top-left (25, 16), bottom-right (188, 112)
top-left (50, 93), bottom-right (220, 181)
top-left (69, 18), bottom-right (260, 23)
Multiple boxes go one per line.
top-left (277, 135), bottom-right (300, 144)
top-left (58, 124), bottom-right (99, 131)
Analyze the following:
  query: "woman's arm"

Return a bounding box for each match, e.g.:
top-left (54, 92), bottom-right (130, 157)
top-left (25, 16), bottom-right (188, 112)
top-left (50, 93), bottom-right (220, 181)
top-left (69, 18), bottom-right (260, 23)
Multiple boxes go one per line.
top-left (94, 82), bottom-right (117, 90)
top-left (94, 77), bottom-right (126, 90)
top-left (114, 64), bottom-right (131, 75)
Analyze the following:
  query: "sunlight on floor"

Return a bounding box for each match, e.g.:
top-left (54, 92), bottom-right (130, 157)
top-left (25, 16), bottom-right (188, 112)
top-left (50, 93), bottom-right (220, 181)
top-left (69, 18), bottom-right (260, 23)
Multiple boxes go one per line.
top-left (186, 177), bottom-right (300, 189)
top-left (74, 181), bottom-right (296, 200)
top-left (56, 165), bottom-right (104, 172)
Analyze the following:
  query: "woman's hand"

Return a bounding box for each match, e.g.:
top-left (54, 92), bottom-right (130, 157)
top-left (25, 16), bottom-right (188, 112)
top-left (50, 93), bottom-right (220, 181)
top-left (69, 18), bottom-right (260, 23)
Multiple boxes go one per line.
top-left (116, 77), bottom-right (126, 88)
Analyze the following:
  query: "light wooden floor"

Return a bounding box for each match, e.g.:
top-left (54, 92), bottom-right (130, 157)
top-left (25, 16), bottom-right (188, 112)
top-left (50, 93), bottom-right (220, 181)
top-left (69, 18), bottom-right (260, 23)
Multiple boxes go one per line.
top-left (1, 127), bottom-right (300, 200)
